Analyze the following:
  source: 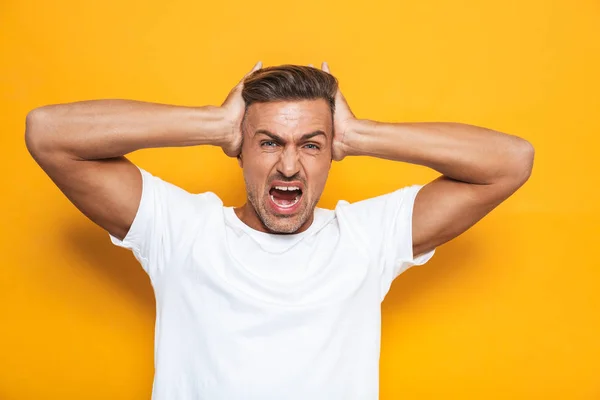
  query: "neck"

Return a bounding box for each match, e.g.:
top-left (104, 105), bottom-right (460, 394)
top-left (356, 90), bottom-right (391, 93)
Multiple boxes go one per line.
top-left (233, 202), bottom-right (314, 234)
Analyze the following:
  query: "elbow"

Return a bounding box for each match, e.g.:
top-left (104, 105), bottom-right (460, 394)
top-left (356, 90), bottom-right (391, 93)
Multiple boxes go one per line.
top-left (509, 139), bottom-right (535, 187)
top-left (25, 106), bottom-right (54, 156)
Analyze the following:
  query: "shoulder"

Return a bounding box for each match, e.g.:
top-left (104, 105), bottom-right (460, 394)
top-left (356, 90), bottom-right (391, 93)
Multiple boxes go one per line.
top-left (330, 185), bottom-right (425, 250)
top-left (138, 167), bottom-right (223, 210)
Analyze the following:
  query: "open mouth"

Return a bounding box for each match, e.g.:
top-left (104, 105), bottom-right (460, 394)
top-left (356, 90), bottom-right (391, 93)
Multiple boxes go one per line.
top-left (269, 185), bottom-right (303, 209)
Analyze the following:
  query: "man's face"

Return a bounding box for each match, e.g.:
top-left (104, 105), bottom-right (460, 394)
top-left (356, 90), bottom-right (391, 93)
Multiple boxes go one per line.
top-left (238, 99), bottom-right (333, 234)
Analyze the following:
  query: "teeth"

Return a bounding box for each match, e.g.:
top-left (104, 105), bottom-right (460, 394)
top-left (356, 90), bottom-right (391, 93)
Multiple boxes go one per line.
top-left (274, 185), bottom-right (300, 191)
top-left (270, 194), bottom-right (300, 208)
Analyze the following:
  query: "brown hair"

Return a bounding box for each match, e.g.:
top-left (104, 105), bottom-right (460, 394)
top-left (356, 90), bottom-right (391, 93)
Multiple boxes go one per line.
top-left (242, 65), bottom-right (338, 115)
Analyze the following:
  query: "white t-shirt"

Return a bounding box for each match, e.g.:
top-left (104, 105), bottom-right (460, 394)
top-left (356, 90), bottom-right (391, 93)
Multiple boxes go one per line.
top-left (109, 166), bottom-right (436, 400)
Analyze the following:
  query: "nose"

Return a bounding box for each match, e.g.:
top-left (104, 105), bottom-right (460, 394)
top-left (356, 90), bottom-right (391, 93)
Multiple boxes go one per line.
top-left (277, 146), bottom-right (301, 178)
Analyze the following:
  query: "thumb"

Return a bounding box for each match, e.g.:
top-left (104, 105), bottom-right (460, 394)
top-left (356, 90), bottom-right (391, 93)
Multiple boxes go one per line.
top-left (242, 61), bottom-right (263, 80)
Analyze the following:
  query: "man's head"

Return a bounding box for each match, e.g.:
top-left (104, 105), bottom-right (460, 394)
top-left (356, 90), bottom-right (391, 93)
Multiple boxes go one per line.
top-left (237, 65), bottom-right (338, 234)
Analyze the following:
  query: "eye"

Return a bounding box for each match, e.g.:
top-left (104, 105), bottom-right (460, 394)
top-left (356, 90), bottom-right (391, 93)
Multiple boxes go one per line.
top-left (304, 143), bottom-right (320, 150)
top-left (261, 141), bottom-right (278, 147)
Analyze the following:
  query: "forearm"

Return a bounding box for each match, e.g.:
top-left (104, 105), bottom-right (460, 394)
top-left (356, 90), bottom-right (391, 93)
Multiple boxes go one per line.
top-left (342, 119), bottom-right (534, 185)
top-left (25, 99), bottom-right (230, 160)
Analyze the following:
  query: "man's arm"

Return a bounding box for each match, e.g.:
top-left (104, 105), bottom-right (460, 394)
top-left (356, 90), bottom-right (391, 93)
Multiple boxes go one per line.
top-left (24, 62), bottom-right (260, 241)
top-left (25, 100), bottom-right (233, 241)
top-left (341, 119), bottom-right (534, 257)
top-left (320, 61), bottom-right (533, 257)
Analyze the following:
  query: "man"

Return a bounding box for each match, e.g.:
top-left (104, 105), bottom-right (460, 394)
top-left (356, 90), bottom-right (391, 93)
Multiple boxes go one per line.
top-left (25, 61), bottom-right (534, 399)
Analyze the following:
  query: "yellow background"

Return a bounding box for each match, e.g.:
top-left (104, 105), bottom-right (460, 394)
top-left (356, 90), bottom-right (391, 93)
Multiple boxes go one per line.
top-left (1, 0), bottom-right (599, 398)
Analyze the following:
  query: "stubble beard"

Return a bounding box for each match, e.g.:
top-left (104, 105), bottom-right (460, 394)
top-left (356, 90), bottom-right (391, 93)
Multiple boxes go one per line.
top-left (245, 180), bottom-right (318, 234)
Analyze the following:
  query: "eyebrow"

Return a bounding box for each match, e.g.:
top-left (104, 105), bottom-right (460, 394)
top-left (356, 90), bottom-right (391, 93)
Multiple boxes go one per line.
top-left (255, 129), bottom-right (327, 144)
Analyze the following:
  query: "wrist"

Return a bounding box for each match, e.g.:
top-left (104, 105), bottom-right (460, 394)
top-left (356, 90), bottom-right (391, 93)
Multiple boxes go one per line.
top-left (341, 118), bottom-right (377, 157)
top-left (192, 105), bottom-right (233, 147)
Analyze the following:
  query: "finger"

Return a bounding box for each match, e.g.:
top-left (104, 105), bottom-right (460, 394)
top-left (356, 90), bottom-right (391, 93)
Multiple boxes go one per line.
top-left (321, 61), bottom-right (330, 73)
top-left (242, 61), bottom-right (263, 80)
top-left (308, 63), bottom-right (314, 67)
top-left (251, 61), bottom-right (263, 72)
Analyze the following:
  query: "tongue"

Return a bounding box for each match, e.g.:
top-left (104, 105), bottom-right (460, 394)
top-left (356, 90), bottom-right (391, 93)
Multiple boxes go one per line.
top-left (271, 188), bottom-right (299, 203)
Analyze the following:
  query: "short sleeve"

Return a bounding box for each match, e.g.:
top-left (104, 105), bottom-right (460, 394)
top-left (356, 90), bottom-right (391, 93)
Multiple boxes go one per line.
top-left (337, 185), bottom-right (436, 301)
top-left (108, 166), bottom-right (220, 278)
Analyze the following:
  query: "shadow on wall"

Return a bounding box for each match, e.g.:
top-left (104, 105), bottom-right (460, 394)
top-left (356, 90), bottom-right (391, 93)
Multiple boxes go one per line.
top-left (383, 230), bottom-right (484, 311)
top-left (63, 221), bottom-right (155, 313)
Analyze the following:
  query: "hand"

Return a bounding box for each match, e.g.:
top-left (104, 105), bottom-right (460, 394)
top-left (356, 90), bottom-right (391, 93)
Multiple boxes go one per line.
top-left (219, 61), bottom-right (262, 157)
top-left (320, 62), bottom-right (356, 161)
